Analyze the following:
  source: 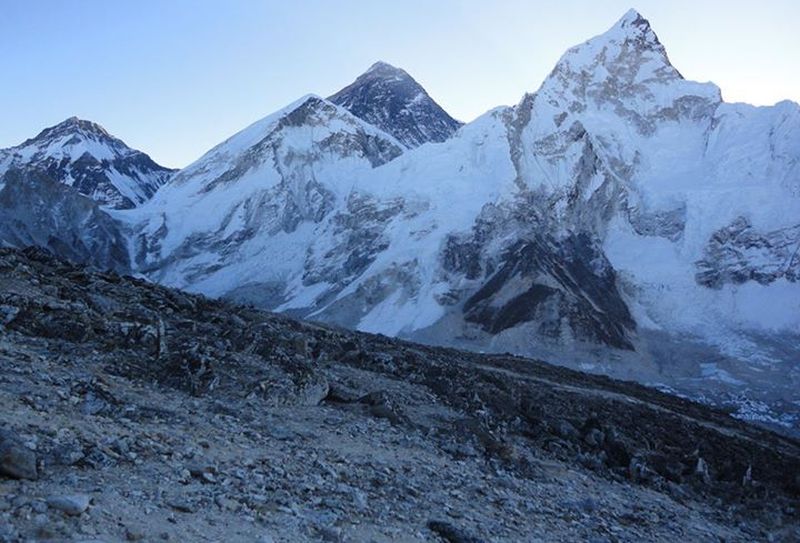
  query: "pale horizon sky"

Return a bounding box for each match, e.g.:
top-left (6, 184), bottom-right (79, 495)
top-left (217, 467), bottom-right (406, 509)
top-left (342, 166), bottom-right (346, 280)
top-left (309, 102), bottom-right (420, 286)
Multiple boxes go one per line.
top-left (2, 0), bottom-right (798, 168)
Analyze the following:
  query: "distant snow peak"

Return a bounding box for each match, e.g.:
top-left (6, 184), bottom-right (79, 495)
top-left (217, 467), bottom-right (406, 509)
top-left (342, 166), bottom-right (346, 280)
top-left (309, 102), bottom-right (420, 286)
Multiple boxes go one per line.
top-left (28, 116), bottom-right (117, 149)
top-left (329, 61), bottom-right (462, 148)
top-left (1, 117), bottom-right (174, 209)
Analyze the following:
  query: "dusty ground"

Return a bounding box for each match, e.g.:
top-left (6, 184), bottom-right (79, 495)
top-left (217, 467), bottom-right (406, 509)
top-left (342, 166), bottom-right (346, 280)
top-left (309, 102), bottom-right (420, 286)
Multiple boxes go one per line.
top-left (1, 247), bottom-right (799, 542)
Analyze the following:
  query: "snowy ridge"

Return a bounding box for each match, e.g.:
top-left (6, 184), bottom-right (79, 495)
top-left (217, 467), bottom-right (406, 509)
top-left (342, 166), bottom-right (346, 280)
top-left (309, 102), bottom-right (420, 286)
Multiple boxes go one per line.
top-left (126, 94), bottom-right (406, 295)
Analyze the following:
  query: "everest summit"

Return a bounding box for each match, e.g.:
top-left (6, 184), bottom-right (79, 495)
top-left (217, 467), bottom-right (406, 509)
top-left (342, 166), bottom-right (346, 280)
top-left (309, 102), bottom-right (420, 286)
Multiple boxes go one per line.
top-left (330, 61), bottom-right (463, 148)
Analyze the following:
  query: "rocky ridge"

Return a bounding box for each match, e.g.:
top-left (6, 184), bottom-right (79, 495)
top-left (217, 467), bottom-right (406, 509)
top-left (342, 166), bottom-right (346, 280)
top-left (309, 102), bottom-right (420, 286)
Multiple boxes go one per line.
top-left (0, 247), bottom-right (799, 542)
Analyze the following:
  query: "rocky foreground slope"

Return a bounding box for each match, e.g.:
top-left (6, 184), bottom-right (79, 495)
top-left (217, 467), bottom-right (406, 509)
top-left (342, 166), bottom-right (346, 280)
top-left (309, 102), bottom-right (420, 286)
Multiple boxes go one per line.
top-left (1, 247), bottom-right (799, 542)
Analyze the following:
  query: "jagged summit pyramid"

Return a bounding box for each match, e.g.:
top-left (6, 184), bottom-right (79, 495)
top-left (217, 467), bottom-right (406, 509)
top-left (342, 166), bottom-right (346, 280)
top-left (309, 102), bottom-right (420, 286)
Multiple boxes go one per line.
top-left (329, 61), bottom-right (462, 148)
top-left (527, 8), bottom-right (722, 139)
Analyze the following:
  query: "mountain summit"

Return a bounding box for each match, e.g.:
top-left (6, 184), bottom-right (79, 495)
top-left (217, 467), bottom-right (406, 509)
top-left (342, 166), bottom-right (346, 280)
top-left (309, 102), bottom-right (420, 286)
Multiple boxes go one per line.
top-left (329, 61), bottom-right (462, 148)
top-left (531, 8), bottom-right (721, 137)
top-left (0, 117), bottom-right (174, 209)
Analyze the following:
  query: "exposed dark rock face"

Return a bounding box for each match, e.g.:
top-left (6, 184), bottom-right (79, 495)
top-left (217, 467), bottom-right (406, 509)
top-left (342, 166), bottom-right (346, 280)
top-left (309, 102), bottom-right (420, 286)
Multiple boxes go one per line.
top-left (628, 202), bottom-right (687, 241)
top-left (330, 61), bottom-right (462, 148)
top-left (696, 216), bottom-right (800, 288)
top-left (463, 234), bottom-right (636, 350)
top-left (0, 169), bottom-right (130, 273)
top-left (0, 117), bottom-right (174, 209)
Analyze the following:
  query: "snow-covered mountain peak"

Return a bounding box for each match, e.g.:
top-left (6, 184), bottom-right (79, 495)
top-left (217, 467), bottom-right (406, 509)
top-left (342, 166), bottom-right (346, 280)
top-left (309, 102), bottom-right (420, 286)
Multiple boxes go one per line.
top-left (329, 62), bottom-right (462, 148)
top-left (36, 116), bottom-right (113, 142)
top-left (167, 93), bottom-right (405, 194)
top-left (611, 9), bottom-right (659, 43)
top-left (130, 91), bottom-right (410, 285)
top-left (16, 116), bottom-right (130, 163)
top-left (542, 9), bottom-right (680, 93)
top-left (527, 9), bottom-right (721, 142)
top-left (0, 117), bottom-right (174, 209)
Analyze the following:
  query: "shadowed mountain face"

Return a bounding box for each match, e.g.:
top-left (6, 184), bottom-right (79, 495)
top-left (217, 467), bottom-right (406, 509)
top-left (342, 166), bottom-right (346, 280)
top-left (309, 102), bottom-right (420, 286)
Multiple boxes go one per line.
top-left (0, 169), bottom-right (130, 272)
top-left (329, 61), bottom-right (463, 148)
top-left (0, 117), bottom-right (174, 209)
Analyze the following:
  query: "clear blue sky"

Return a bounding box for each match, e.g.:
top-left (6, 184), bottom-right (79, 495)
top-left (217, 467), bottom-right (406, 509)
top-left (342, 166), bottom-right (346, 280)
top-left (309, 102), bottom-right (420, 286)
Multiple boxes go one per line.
top-left (2, 0), bottom-right (798, 168)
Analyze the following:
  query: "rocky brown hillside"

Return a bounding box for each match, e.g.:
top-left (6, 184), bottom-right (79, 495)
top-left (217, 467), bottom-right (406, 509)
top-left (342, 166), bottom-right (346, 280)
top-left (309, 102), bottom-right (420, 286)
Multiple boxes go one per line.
top-left (0, 247), bottom-right (798, 542)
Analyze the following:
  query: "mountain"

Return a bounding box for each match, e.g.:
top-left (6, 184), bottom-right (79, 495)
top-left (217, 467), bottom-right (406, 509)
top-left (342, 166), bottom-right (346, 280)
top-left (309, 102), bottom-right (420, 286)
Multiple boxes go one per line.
top-left (0, 168), bottom-right (130, 272)
top-left (0, 117), bottom-right (174, 209)
top-left (128, 94), bottom-right (406, 293)
top-left (2, 247), bottom-right (799, 541)
top-left (124, 10), bottom-right (800, 433)
top-left (2, 11), bottom-right (798, 433)
top-left (329, 61), bottom-right (463, 148)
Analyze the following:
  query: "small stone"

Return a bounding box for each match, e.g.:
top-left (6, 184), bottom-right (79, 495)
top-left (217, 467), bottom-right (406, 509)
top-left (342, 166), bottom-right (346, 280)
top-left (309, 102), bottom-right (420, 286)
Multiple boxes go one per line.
top-left (166, 498), bottom-right (196, 513)
top-left (47, 494), bottom-right (91, 516)
top-left (317, 526), bottom-right (344, 543)
top-left (214, 495), bottom-right (239, 511)
top-left (554, 420), bottom-right (579, 439)
top-left (0, 304), bottom-right (19, 325)
top-left (584, 428), bottom-right (605, 447)
top-left (369, 404), bottom-right (404, 425)
top-left (427, 520), bottom-right (486, 543)
top-left (325, 383), bottom-right (362, 403)
top-left (0, 435), bottom-right (38, 480)
top-left (31, 500), bottom-right (49, 514)
top-left (126, 524), bottom-right (146, 541)
top-left (695, 457), bottom-right (711, 484)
